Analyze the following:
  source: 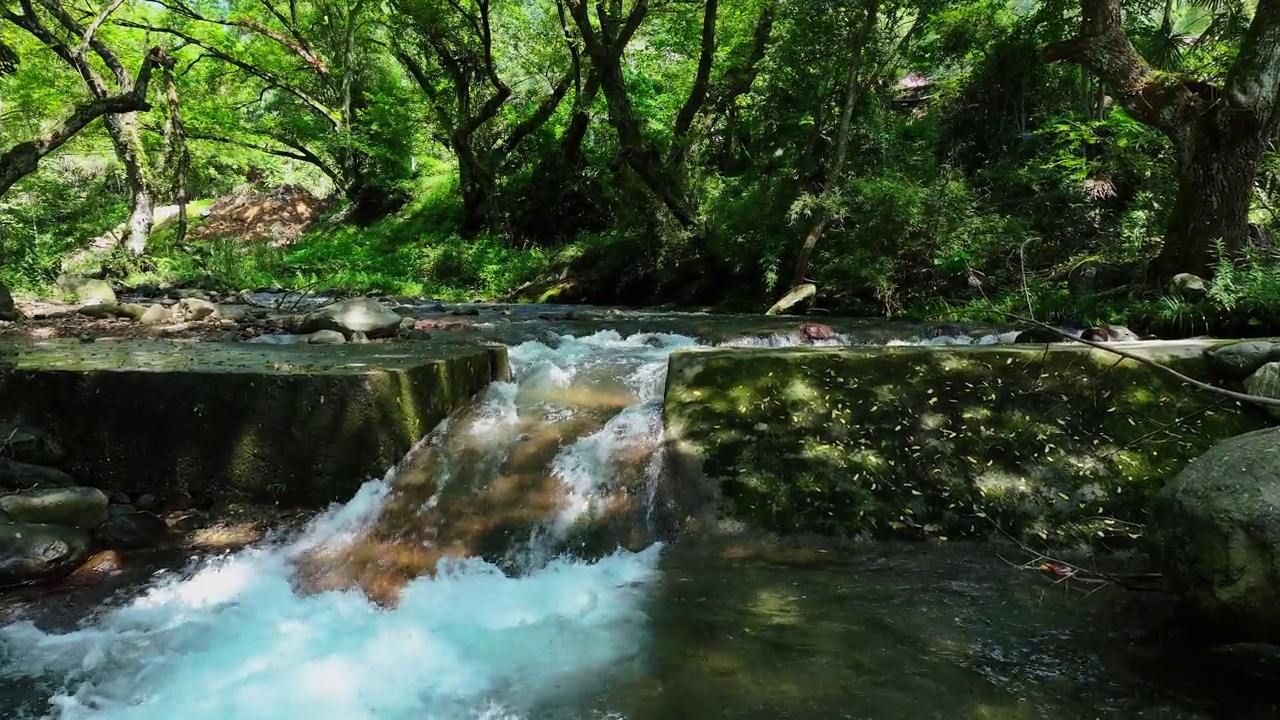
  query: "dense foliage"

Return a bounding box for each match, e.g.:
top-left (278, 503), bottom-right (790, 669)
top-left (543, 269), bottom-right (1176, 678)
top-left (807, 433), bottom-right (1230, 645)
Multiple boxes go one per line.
top-left (2, 0), bottom-right (1279, 327)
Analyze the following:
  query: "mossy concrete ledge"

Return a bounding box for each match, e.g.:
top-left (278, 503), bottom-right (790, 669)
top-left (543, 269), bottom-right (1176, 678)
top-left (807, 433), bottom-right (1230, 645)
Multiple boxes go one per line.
top-left (0, 339), bottom-right (508, 508)
top-left (662, 342), bottom-right (1269, 546)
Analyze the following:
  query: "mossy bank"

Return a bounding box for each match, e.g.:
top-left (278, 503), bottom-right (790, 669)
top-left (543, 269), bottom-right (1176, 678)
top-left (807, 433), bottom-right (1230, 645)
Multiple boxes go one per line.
top-left (663, 342), bottom-right (1269, 547)
top-left (0, 339), bottom-right (508, 509)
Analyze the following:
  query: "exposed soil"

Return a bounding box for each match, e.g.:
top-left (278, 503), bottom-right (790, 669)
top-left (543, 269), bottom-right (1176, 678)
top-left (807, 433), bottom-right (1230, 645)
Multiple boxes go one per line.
top-left (190, 184), bottom-right (332, 245)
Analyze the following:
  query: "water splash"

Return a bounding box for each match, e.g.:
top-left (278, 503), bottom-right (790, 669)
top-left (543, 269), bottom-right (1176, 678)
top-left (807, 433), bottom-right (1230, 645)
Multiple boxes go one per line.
top-left (0, 330), bottom-right (699, 719)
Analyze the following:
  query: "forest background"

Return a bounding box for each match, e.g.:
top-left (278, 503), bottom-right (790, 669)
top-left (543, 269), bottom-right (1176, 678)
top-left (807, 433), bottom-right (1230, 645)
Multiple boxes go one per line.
top-left (2, 0), bottom-right (1280, 334)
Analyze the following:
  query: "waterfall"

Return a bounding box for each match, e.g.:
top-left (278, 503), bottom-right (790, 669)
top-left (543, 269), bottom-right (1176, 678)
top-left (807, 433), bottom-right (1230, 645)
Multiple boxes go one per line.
top-left (0, 330), bottom-right (696, 720)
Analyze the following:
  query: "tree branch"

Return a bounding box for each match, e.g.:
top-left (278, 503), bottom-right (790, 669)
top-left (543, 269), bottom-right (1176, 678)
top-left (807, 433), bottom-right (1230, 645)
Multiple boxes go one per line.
top-left (1042, 0), bottom-right (1199, 141)
top-left (495, 71), bottom-right (573, 157)
top-left (672, 0), bottom-right (717, 141)
top-left (1001, 311), bottom-right (1280, 409)
top-left (77, 0), bottom-right (126, 60)
top-left (33, 0), bottom-right (129, 88)
top-left (150, 0), bottom-right (328, 73)
top-left (610, 0), bottom-right (648, 61)
top-left (1224, 0), bottom-right (1280, 125)
top-left (115, 20), bottom-right (342, 126)
top-left (181, 129), bottom-right (341, 183)
top-left (0, 46), bottom-right (163, 197)
top-left (7, 0), bottom-right (112, 96)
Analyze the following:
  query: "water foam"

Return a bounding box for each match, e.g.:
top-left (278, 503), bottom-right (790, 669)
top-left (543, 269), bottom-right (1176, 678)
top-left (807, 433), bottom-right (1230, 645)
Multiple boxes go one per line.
top-left (0, 330), bottom-right (697, 719)
top-left (1, 540), bottom-right (662, 720)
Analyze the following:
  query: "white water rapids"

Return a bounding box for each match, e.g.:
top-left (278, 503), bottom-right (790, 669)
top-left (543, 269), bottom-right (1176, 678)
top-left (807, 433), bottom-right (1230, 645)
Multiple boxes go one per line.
top-left (0, 331), bottom-right (700, 720)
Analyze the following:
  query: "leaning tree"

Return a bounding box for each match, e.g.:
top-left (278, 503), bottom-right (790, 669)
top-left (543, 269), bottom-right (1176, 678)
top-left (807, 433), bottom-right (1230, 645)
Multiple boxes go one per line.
top-left (1045, 0), bottom-right (1280, 277)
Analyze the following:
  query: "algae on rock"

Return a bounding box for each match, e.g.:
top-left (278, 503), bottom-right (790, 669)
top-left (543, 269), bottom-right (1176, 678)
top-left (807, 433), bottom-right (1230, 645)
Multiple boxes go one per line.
top-left (1148, 427), bottom-right (1280, 642)
top-left (663, 343), bottom-right (1265, 546)
top-left (0, 339), bottom-right (508, 508)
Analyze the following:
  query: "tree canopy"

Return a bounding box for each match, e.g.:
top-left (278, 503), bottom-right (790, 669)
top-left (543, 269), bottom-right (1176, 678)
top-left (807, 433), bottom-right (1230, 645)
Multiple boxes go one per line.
top-left (2, 0), bottom-right (1279, 325)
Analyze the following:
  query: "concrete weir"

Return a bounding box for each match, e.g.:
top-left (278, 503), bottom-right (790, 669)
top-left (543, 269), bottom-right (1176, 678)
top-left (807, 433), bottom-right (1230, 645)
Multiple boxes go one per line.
top-left (662, 341), bottom-right (1269, 546)
top-left (0, 339), bottom-right (508, 507)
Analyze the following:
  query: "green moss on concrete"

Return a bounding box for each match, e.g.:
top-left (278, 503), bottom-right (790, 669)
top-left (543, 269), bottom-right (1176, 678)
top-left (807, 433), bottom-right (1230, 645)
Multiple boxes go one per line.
top-left (0, 340), bottom-right (507, 508)
top-left (663, 342), bottom-right (1268, 547)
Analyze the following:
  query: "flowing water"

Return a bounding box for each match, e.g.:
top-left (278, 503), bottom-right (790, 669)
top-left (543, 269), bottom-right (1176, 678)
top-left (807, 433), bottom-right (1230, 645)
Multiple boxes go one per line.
top-left (0, 329), bottom-right (1270, 719)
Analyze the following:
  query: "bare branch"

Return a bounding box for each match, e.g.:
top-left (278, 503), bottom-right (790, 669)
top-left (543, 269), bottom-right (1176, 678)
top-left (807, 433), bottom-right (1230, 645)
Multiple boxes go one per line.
top-left (77, 0), bottom-right (126, 60)
top-left (1002, 311), bottom-right (1280, 409)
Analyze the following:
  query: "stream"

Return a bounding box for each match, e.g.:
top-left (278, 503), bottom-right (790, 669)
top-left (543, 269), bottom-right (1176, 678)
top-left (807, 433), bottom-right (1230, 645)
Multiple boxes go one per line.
top-left (0, 324), bottom-right (1271, 719)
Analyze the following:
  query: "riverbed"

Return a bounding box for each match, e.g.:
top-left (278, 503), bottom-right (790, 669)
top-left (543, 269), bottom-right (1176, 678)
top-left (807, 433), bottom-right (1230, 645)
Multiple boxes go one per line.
top-left (0, 318), bottom-right (1271, 719)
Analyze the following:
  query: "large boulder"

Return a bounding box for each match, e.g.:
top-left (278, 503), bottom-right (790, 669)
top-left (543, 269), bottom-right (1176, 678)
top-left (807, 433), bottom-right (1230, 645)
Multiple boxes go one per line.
top-left (0, 487), bottom-right (108, 529)
top-left (298, 297), bottom-right (402, 338)
top-left (1245, 362), bottom-right (1280, 421)
top-left (1206, 340), bottom-right (1280, 380)
top-left (57, 276), bottom-right (117, 306)
top-left (0, 523), bottom-right (92, 584)
top-left (1149, 428), bottom-right (1280, 642)
top-left (0, 458), bottom-right (75, 490)
top-left (176, 297), bottom-right (220, 322)
top-left (1169, 273), bottom-right (1208, 301)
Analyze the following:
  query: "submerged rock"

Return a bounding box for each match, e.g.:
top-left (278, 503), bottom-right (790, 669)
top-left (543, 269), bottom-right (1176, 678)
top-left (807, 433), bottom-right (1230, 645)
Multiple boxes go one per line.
top-left (94, 509), bottom-right (169, 548)
top-left (0, 486), bottom-right (109, 529)
top-left (1149, 427), bottom-right (1280, 642)
top-left (0, 424), bottom-right (65, 466)
top-left (299, 297), bottom-right (402, 338)
top-left (72, 549), bottom-right (123, 578)
top-left (0, 523), bottom-right (92, 583)
top-left (1206, 340), bottom-right (1280, 380)
top-left (0, 458), bottom-right (75, 490)
top-left (800, 323), bottom-right (837, 341)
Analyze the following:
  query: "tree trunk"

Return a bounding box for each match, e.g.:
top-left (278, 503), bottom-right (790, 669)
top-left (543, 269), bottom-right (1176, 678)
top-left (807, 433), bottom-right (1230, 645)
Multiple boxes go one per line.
top-left (1157, 116), bottom-right (1265, 275)
top-left (1043, 0), bottom-right (1280, 278)
top-left (162, 57), bottom-right (189, 245)
top-left (104, 111), bottom-right (154, 255)
top-left (457, 144), bottom-right (494, 237)
top-left (566, 0), bottom-right (697, 228)
top-left (788, 0), bottom-right (878, 289)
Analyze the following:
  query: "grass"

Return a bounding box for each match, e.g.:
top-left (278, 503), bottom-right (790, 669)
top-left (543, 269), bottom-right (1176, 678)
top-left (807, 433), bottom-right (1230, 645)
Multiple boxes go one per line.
top-left (118, 162), bottom-right (570, 300)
